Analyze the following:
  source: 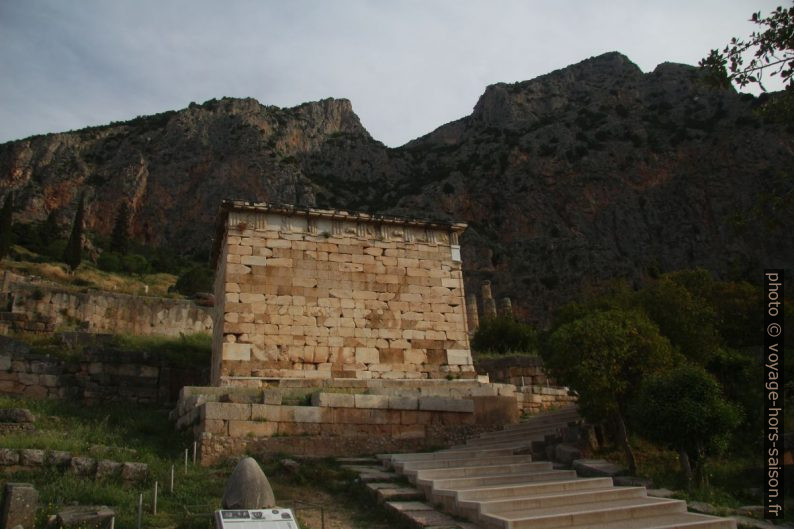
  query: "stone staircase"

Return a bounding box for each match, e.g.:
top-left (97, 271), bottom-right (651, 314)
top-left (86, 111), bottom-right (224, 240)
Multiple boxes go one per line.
top-left (378, 406), bottom-right (736, 529)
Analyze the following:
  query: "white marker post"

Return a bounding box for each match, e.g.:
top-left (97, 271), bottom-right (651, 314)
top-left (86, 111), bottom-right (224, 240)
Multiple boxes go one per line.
top-left (170, 464), bottom-right (175, 493)
top-left (152, 481), bottom-right (158, 515)
top-left (184, 448), bottom-right (188, 475)
top-left (192, 441), bottom-right (197, 464)
top-left (136, 493), bottom-right (143, 529)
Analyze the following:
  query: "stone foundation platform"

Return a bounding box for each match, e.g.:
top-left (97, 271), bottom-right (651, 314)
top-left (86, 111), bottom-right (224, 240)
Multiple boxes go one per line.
top-left (172, 378), bottom-right (519, 464)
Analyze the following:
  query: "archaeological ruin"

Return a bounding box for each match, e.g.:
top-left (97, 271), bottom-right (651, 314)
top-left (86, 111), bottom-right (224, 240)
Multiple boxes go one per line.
top-left (169, 201), bottom-right (574, 462)
top-left (209, 201), bottom-right (474, 385)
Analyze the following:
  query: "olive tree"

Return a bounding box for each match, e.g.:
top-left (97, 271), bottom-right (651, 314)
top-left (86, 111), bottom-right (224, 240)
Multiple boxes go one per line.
top-left (544, 308), bottom-right (678, 474)
top-left (630, 364), bottom-right (742, 488)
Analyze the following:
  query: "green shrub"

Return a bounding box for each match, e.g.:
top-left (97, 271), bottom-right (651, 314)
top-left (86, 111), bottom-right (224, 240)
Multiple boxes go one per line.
top-left (472, 316), bottom-right (538, 354)
top-left (113, 333), bottom-right (212, 368)
top-left (543, 308), bottom-right (678, 474)
top-left (98, 252), bottom-right (149, 275)
top-left (120, 253), bottom-right (150, 275)
top-left (97, 251), bottom-right (122, 272)
top-left (630, 364), bottom-right (742, 487)
top-left (42, 239), bottom-right (67, 262)
top-left (173, 265), bottom-right (214, 296)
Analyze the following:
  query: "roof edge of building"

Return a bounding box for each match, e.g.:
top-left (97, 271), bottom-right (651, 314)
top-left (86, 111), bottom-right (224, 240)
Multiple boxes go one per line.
top-left (211, 200), bottom-right (467, 270)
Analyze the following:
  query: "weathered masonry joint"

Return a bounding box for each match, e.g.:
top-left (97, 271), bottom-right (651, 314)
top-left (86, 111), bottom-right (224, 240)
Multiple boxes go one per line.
top-left (210, 201), bottom-right (474, 385)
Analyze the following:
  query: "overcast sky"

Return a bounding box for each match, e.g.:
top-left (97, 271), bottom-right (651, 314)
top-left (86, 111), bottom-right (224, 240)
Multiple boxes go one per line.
top-left (0, 1), bottom-right (785, 147)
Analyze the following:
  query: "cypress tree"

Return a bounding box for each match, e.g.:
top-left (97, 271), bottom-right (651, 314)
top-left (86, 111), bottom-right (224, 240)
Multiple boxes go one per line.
top-left (0, 193), bottom-right (13, 262)
top-left (40, 209), bottom-right (60, 247)
top-left (110, 202), bottom-right (130, 255)
top-left (63, 193), bottom-right (85, 271)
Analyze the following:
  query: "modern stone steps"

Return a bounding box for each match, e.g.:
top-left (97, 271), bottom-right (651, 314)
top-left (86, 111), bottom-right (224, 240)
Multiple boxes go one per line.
top-left (418, 470), bottom-right (579, 492)
top-left (391, 450), bottom-right (524, 471)
top-left (481, 496), bottom-right (687, 529)
top-left (463, 426), bottom-right (565, 446)
top-left (397, 454), bottom-right (536, 472)
top-left (451, 477), bottom-right (614, 502)
top-left (450, 436), bottom-right (543, 451)
top-left (562, 512), bottom-right (735, 529)
top-left (501, 407), bottom-right (580, 430)
top-left (379, 406), bottom-right (736, 529)
top-left (475, 421), bottom-right (568, 439)
top-left (381, 446), bottom-right (516, 463)
top-left (475, 486), bottom-right (648, 516)
top-left (410, 461), bottom-right (554, 482)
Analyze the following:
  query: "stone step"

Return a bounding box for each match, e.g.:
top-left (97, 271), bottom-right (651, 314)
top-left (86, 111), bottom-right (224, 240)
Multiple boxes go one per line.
top-left (341, 465), bottom-right (398, 482)
top-left (399, 454), bottom-right (535, 473)
top-left (475, 486), bottom-right (648, 516)
top-left (480, 497), bottom-right (686, 529)
top-left (471, 425), bottom-right (568, 443)
top-left (419, 470), bottom-right (579, 493)
top-left (382, 447), bottom-right (517, 464)
top-left (455, 437), bottom-right (540, 451)
top-left (412, 461), bottom-right (554, 483)
top-left (434, 477), bottom-right (614, 504)
top-left (482, 419), bottom-right (572, 434)
top-left (365, 482), bottom-right (425, 504)
top-left (506, 406), bottom-right (579, 426)
top-left (383, 501), bottom-right (465, 529)
top-left (546, 512), bottom-right (734, 529)
top-left (466, 426), bottom-right (564, 444)
top-left (337, 457), bottom-right (380, 465)
top-left (502, 415), bottom-right (580, 433)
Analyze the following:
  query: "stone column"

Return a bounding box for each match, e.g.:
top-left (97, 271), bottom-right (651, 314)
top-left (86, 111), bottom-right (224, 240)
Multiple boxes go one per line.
top-left (498, 297), bottom-right (513, 319)
top-left (481, 281), bottom-right (497, 320)
top-left (465, 294), bottom-right (479, 333)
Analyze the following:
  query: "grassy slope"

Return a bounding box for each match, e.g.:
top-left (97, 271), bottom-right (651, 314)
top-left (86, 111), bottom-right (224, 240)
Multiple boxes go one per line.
top-left (1, 245), bottom-right (179, 298)
top-left (0, 396), bottom-right (408, 529)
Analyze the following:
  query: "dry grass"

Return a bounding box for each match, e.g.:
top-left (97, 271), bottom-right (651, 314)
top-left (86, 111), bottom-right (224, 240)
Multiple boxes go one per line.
top-left (1, 248), bottom-right (179, 298)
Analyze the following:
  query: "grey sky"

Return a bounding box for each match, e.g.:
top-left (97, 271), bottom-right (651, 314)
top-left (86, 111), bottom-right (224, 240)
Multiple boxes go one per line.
top-left (0, 1), bottom-right (785, 147)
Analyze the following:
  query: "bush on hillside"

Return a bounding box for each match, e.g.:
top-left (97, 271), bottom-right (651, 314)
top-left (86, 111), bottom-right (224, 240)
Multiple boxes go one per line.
top-left (471, 316), bottom-right (538, 354)
top-left (98, 251), bottom-right (151, 275)
top-left (173, 266), bottom-right (214, 297)
top-left (630, 364), bottom-right (742, 488)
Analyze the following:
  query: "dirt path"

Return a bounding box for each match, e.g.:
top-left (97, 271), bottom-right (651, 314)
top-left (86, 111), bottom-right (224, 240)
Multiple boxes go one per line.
top-left (280, 487), bottom-right (396, 529)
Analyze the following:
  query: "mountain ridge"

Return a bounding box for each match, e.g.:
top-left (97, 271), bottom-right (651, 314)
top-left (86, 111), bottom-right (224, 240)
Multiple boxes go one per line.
top-left (1, 52), bottom-right (792, 322)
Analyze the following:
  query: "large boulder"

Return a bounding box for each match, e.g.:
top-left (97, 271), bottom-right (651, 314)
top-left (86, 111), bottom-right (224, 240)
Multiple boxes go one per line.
top-left (1, 483), bottom-right (38, 529)
top-left (55, 505), bottom-right (115, 529)
top-left (221, 457), bottom-right (275, 509)
top-left (0, 408), bottom-right (35, 423)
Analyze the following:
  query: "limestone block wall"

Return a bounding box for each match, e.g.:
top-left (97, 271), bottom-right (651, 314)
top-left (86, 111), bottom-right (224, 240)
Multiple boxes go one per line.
top-left (473, 355), bottom-right (554, 386)
top-left (515, 386), bottom-right (577, 414)
top-left (473, 355), bottom-right (576, 414)
top-left (173, 379), bottom-right (519, 463)
top-left (1, 272), bottom-right (213, 337)
top-left (210, 202), bottom-right (474, 385)
top-left (0, 336), bottom-right (209, 404)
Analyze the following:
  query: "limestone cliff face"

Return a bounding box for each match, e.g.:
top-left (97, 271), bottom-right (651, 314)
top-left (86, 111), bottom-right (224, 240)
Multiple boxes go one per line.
top-left (393, 53), bottom-right (794, 320)
top-left (0, 97), bottom-right (367, 252)
top-left (1, 52), bottom-right (792, 321)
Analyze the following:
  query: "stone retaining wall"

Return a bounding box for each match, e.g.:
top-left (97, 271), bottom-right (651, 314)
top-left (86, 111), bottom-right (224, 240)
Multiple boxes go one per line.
top-left (0, 448), bottom-right (148, 481)
top-left (473, 354), bottom-right (576, 413)
top-left (0, 336), bottom-right (208, 404)
top-left (515, 385), bottom-right (577, 414)
top-left (1, 271), bottom-right (213, 337)
top-left (173, 380), bottom-right (518, 464)
top-left (473, 355), bottom-right (553, 386)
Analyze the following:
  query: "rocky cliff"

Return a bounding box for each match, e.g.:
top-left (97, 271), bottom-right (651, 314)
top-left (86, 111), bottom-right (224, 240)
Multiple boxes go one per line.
top-left (1, 52), bottom-right (792, 322)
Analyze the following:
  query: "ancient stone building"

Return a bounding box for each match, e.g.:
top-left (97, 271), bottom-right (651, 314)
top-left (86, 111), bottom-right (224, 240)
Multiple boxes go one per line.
top-left (210, 201), bottom-right (474, 386)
